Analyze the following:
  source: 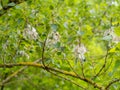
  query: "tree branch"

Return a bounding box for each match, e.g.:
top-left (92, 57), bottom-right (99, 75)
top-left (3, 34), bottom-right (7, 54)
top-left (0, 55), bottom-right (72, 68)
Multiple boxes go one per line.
top-left (0, 62), bottom-right (104, 90)
top-left (0, 59), bottom-right (41, 86)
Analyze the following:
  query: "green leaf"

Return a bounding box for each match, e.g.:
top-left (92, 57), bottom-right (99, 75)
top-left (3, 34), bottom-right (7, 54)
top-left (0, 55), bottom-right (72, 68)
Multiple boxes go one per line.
top-left (8, 2), bottom-right (16, 6)
top-left (109, 47), bottom-right (116, 53)
top-left (114, 26), bottom-right (120, 36)
top-left (51, 24), bottom-right (58, 31)
top-left (54, 42), bottom-right (61, 48)
top-left (112, 60), bottom-right (120, 76)
top-left (0, 4), bottom-right (2, 10)
top-left (102, 36), bottom-right (112, 41)
top-left (57, 51), bottom-right (61, 55)
top-left (77, 30), bottom-right (85, 36)
top-left (49, 5), bottom-right (54, 10)
top-left (15, 5), bottom-right (22, 9)
top-left (114, 60), bottom-right (120, 69)
top-left (1, 0), bottom-right (9, 6)
top-left (17, 18), bottom-right (24, 24)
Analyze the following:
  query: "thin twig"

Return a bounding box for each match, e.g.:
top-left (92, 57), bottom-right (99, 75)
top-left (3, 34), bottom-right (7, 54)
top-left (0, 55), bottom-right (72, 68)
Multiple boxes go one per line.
top-left (41, 37), bottom-right (47, 67)
top-left (105, 78), bottom-right (120, 90)
top-left (93, 47), bottom-right (109, 79)
top-left (79, 59), bottom-right (85, 78)
top-left (49, 71), bottom-right (87, 90)
top-left (11, 39), bottom-right (22, 63)
top-left (98, 4), bottom-right (111, 26)
top-left (100, 57), bottom-right (113, 76)
top-left (0, 73), bottom-right (8, 90)
top-left (78, 36), bottom-right (85, 78)
top-left (65, 59), bottom-right (83, 80)
top-left (41, 28), bottom-right (50, 69)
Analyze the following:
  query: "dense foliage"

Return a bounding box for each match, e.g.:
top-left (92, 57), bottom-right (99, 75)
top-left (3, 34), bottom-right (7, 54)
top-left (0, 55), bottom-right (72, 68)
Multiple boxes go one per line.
top-left (0, 0), bottom-right (120, 90)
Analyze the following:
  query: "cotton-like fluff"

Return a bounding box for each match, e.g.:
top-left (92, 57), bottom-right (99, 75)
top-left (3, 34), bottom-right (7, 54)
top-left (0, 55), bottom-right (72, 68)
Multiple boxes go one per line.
top-left (23, 24), bottom-right (38, 40)
top-left (74, 44), bottom-right (87, 62)
top-left (104, 29), bottom-right (120, 43)
top-left (46, 31), bottom-right (60, 47)
top-left (17, 50), bottom-right (29, 59)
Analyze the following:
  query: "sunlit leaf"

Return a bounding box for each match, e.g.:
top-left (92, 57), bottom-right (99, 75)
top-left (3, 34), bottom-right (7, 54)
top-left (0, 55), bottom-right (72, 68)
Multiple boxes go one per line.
top-left (114, 26), bottom-right (120, 36)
